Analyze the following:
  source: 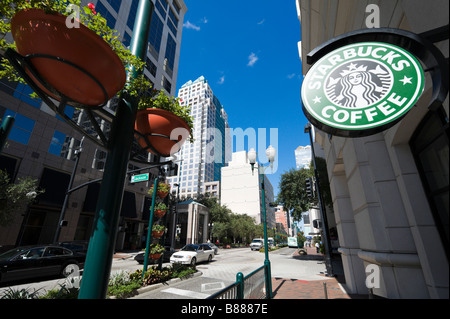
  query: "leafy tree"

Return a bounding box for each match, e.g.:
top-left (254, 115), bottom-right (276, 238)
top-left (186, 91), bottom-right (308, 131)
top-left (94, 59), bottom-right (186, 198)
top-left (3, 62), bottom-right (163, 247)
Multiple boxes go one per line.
top-left (276, 168), bottom-right (311, 221)
top-left (0, 170), bottom-right (44, 226)
top-left (276, 157), bottom-right (332, 221)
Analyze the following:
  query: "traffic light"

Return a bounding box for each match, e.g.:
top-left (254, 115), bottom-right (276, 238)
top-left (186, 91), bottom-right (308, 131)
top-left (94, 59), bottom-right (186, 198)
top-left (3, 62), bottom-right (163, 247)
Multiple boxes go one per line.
top-left (305, 177), bottom-right (313, 198)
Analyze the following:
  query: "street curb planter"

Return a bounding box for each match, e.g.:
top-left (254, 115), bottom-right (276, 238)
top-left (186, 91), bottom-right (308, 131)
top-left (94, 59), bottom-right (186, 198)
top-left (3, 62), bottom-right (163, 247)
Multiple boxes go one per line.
top-left (135, 108), bottom-right (191, 156)
top-left (10, 9), bottom-right (126, 107)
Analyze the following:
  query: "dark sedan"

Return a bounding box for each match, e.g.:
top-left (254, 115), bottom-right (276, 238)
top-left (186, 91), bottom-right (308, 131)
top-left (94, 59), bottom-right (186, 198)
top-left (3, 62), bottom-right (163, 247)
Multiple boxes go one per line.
top-left (0, 245), bottom-right (85, 284)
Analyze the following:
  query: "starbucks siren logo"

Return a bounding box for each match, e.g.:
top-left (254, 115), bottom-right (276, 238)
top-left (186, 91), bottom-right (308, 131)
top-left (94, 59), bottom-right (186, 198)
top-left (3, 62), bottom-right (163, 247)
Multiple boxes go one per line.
top-left (301, 42), bottom-right (424, 137)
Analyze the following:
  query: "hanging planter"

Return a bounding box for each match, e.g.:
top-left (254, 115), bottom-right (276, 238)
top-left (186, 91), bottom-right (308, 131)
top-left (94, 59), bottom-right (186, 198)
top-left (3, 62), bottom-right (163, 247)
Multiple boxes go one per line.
top-left (134, 90), bottom-right (194, 156)
top-left (135, 108), bottom-right (191, 156)
top-left (151, 225), bottom-right (166, 239)
top-left (149, 253), bottom-right (162, 260)
top-left (154, 204), bottom-right (167, 219)
top-left (9, 8), bottom-right (126, 107)
top-left (148, 183), bottom-right (170, 199)
top-left (149, 244), bottom-right (165, 260)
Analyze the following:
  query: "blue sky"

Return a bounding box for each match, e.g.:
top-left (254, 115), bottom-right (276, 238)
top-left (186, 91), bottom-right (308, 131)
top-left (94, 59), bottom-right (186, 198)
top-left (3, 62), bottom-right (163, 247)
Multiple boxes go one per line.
top-left (175, 0), bottom-right (310, 197)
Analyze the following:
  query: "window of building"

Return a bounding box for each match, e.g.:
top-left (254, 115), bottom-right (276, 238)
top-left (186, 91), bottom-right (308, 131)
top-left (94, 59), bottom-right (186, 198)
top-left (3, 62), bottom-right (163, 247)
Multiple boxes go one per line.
top-left (126, 0), bottom-right (139, 30)
top-left (2, 109), bottom-right (35, 145)
top-left (164, 34), bottom-right (177, 76)
top-left (410, 106), bottom-right (449, 260)
top-left (168, 8), bottom-right (178, 36)
top-left (105, 0), bottom-right (121, 14)
top-left (148, 12), bottom-right (164, 60)
top-left (12, 83), bottom-right (41, 108)
top-left (95, 1), bottom-right (116, 29)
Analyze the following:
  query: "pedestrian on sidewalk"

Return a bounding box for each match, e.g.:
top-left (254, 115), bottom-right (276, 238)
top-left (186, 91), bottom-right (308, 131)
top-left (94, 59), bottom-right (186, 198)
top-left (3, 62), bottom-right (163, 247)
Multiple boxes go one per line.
top-left (315, 242), bottom-right (320, 253)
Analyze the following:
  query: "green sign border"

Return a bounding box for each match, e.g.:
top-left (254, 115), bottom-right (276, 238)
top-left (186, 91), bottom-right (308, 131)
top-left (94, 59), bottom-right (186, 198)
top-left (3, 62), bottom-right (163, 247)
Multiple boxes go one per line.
top-left (301, 42), bottom-right (425, 137)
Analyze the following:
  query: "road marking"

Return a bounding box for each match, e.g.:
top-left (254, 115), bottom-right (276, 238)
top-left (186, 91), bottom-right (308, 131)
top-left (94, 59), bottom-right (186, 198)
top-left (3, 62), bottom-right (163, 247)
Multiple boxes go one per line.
top-left (201, 282), bottom-right (225, 292)
top-left (161, 287), bottom-right (210, 299)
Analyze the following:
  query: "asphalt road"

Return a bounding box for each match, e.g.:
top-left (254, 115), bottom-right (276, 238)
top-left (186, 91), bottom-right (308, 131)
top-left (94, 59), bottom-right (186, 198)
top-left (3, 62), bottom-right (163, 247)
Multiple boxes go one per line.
top-left (0, 246), bottom-right (328, 299)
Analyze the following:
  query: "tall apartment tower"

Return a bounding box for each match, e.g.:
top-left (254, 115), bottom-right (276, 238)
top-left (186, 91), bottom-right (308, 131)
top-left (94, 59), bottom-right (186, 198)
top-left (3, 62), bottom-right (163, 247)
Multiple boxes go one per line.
top-left (0, 0), bottom-right (187, 248)
top-left (167, 76), bottom-right (230, 200)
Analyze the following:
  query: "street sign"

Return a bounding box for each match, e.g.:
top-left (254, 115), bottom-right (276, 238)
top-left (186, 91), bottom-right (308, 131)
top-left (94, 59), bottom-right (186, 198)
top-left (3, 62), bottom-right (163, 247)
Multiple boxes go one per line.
top-left (131, 173), bottom-right (149, 183)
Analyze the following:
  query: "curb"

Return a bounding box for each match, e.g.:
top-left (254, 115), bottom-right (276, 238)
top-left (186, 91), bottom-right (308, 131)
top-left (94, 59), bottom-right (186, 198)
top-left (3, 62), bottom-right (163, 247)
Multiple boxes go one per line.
top-left (135, 270), bottom-right (203, 295)
top-left (108, 271), bottom-right (203, 299)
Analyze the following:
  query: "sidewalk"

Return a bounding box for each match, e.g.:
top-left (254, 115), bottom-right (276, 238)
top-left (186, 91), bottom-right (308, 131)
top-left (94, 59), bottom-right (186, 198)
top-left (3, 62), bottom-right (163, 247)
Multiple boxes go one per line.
top-left (271, 246), bottom-right (365, 299)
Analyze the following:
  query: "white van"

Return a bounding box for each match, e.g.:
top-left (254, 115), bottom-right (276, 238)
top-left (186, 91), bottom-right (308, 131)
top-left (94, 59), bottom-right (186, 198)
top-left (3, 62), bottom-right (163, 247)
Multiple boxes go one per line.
top-left (250, 238), bottom-right (264, 251)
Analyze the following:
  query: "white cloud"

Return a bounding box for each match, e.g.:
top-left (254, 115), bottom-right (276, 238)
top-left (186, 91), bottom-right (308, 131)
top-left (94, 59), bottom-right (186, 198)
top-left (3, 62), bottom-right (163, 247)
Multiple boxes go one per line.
top-left (201, 17), bottom-right (208, 24)
top-left (218, 76), bottom-right (225, 84)
top-left (287, 73), bottom-right (296, 79)
top-left (257, 19), bottom-right (265, 25)
top-left (183, 21), bottom-right (200, 31)
top-left (247, 53), bottom-right (258, 67)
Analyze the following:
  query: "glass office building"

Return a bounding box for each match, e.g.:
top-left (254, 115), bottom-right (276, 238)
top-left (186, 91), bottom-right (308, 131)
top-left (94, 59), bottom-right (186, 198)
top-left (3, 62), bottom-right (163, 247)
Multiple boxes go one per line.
top-left (0, 0), bottom-right (187, 249)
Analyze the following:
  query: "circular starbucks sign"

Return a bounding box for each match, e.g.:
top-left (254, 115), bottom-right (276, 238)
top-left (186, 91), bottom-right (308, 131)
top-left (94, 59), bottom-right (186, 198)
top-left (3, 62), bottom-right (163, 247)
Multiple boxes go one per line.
top-left (301, 42), bottom-right (424, 137)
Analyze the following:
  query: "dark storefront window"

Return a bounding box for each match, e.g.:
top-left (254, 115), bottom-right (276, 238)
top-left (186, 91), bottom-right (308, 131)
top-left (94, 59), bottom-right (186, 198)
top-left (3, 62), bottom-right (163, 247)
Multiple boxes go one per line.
top-left (410, 107), bottom-right (449, 259)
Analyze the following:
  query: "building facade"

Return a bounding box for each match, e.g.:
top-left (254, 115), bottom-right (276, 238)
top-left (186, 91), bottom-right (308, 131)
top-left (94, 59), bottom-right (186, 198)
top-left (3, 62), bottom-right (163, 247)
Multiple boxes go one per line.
top-left (167, 76), bottom-right (231, 200)
top-left (298, 0), bottom-right (448, 298)
top-left (221, 151), bottom-right (276, 228)
top-left (0, 0), bottom-right (187, 250)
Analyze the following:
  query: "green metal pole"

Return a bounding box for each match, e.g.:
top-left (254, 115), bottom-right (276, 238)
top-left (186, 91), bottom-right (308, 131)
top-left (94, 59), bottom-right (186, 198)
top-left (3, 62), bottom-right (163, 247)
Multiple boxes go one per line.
top-left (78, 0), bottom-right (154, 299)
top-left (236, 272), bottom-right (244, 299)
top-left (260, 172), bottom-right (272, 299)
top-left (0, 116), bottom-right (14, 154)
top-left (142, 177), bottom-right (158, 279)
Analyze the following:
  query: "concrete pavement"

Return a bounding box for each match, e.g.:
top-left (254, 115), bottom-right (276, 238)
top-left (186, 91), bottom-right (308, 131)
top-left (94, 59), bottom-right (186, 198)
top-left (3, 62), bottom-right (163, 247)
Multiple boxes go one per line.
top-left (271, 246), bottom-right (366, 299)
top-left (117, 246), bottom-right (367, 300)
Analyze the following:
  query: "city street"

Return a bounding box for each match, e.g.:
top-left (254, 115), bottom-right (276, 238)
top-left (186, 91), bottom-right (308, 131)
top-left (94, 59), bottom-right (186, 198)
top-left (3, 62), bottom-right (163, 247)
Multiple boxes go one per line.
top-left (0, 246), bottom-right (331, 299)
top-left (130, 246), bottom-right (330, 299)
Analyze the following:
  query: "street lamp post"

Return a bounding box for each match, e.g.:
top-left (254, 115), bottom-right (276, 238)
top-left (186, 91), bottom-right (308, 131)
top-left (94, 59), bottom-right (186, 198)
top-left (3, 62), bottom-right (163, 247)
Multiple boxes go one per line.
top-left (54, 137), bottom-right (85, 244)
top-left (248, 145), bottom-right (276, 299)
top-left (304, 123), bottom-right (334, 277)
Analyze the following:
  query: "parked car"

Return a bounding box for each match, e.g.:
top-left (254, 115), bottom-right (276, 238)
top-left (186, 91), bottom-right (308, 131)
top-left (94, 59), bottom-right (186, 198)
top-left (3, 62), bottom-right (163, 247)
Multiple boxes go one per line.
top-left (250, 239), bottom-right (264, 251)
top-left (170, 244), bottom-right (214, 266)
top-left (56, 240), bottom-right (89, 256)
top-left (134, 246), bottom-right (174, 265)
top-left (0, 245), bottom-right (85, 284)
top-left (205, 242), bottom-right (219, 255)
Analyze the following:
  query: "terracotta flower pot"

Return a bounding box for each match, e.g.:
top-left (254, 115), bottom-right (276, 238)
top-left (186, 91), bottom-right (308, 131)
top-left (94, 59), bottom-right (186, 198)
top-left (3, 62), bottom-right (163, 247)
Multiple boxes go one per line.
top-left (10, 9), bottom-right (126, 107)
top-left (157, 190), bottom-right (169, 199)
top-left (151, 230), bottom-right (164, 239)
top-left (150, 253), bottom-right (162, 260)
top-left (154, 210), bottom-right (166, 219)
top-left (135, 109), bottom-right (191, 156)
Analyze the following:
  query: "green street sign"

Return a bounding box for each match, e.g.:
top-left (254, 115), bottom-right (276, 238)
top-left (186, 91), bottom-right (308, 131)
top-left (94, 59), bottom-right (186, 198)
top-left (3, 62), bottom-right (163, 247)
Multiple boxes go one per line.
top-left (301, 42), bottom-right (425, 137)
top-left (131, 173), bottom-right (149, 183)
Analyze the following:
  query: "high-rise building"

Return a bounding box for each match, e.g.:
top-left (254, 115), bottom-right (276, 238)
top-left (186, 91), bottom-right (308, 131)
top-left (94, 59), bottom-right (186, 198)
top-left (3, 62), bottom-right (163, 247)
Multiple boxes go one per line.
top-left (168, 76), bottom-right (230, 200)
top-left (221, 151), bottom-right (276, 228)
top-left (0, 0), bottom-right (187, 249)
